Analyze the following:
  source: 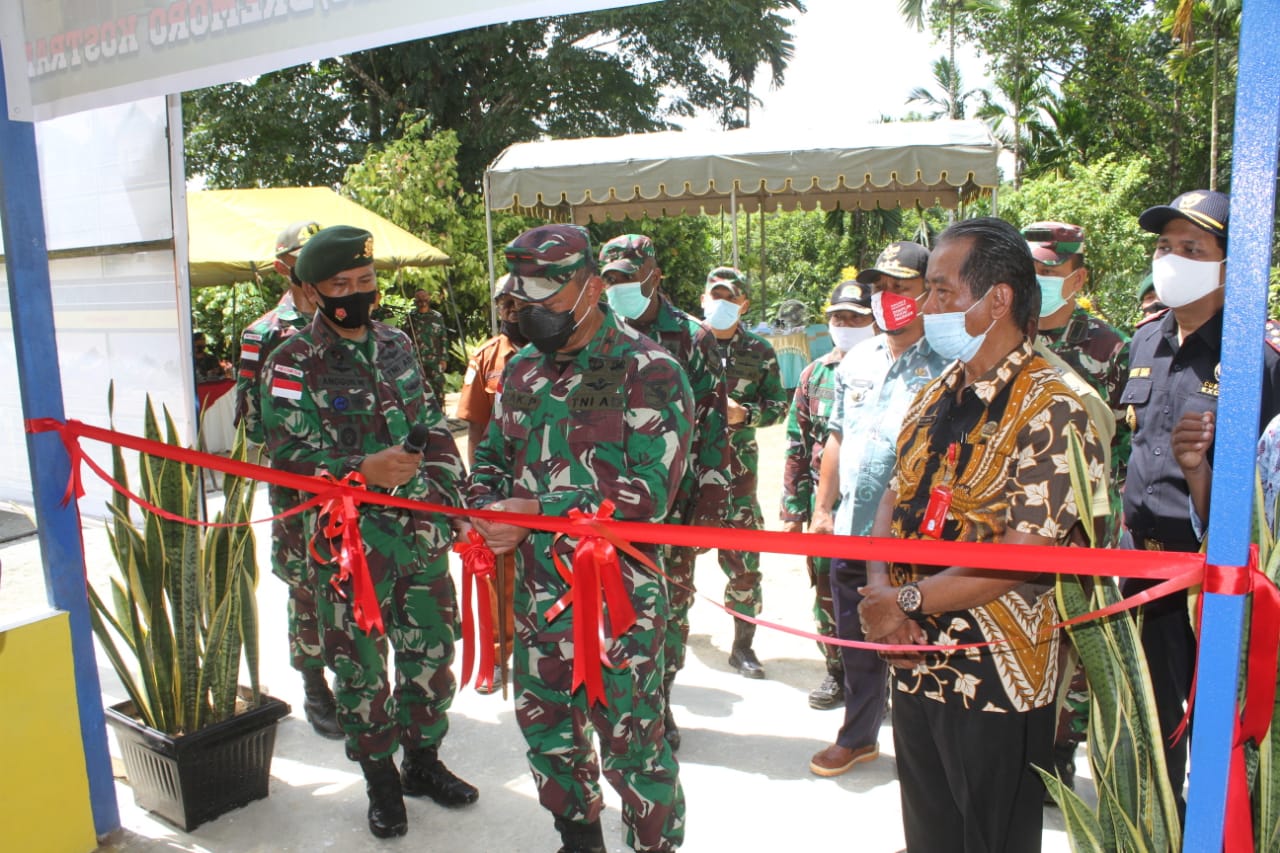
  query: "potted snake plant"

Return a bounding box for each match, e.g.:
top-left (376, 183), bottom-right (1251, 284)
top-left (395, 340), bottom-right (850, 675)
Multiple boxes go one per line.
top-left (88, 390), bottom-right (289, 831)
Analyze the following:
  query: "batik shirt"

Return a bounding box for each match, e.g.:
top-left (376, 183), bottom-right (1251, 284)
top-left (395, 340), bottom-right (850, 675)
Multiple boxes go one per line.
top-left (466, 308), bottom-right (693, 641)
top-left (888, 340), bottom-right (1105, 713)
top-left (260, 314), bottom-right (465, 569)
top-left (830, 335), bottom-right (947, 537)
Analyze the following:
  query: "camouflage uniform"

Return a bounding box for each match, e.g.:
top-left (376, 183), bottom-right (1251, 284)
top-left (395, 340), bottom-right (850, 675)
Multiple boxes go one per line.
top-left (261, 312), bottom-right (465, 761)
top-left (467, 308), bottom-right (693, 852)
top-left (234, 294), bottom-right (318, 671)
top-left (717, 328), bottom-right (787, 616)
top-left (780, 349), bottom-right (842, 669)
top-left (1037, 304), bottom-right (1130, 757)
top-left (621, 293), bottom-right (731, 679)
top-left (403, 307), bottom-right (450, 403)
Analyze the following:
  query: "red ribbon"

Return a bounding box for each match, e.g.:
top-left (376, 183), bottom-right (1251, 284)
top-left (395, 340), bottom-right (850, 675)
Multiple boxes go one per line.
top-left (313, 472), bottom-right (384, 636)
top-left (453, 529), bottom-right (497, 693)
top-left (544, 501), bottom-right (638, 707)
top-left (1204, 547), bottom-right (1280, 853)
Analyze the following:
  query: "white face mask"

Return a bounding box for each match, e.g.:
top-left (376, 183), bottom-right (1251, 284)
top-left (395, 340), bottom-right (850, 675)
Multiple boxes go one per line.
top-left (703, 297), bottom-right (741, 331)
top-left (829, 323), bottom-right (873, 353)
top-left (1151, 253), bottom-right (1224, 309)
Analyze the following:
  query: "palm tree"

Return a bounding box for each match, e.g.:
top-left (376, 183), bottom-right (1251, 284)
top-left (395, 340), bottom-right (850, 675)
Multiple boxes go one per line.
top-left (900, 0), bottom-right (969, 119)
top-left (1164, 0), bottom-right (1241, 189)
top-left (908, 56), bottom-right (988, 119)
top-left (978, 69), bottom-right (1052, 186)
top-left (718, 0), bottom-right (805, 128)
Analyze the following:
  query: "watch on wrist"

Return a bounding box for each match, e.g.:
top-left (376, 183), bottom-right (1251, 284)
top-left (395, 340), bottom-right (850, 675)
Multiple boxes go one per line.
top-left (897, 581), bottom-right (923, 617)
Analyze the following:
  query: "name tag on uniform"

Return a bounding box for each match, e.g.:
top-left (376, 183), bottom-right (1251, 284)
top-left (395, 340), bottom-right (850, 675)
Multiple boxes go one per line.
top-left (1130, 367), bottom-right (1151, 378)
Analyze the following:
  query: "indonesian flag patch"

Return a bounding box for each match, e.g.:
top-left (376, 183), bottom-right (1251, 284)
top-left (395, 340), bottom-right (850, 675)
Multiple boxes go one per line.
top-left (271, 376), bottom-right (303, 400)
top-left (241, 342), bottom-right (261, 362)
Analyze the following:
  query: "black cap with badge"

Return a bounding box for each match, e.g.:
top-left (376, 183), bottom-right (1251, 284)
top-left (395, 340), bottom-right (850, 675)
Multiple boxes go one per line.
top-left (826, 281), bottom-right (873, 315)
top-left (856, 241), bottom-right (930, 284)
top-left (1139, 189), bottom-right (1230, 240)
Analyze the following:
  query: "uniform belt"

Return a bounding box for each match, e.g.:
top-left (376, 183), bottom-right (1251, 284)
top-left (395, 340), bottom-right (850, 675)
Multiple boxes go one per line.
top-left (1132, 534), bottom-right (1198, 553)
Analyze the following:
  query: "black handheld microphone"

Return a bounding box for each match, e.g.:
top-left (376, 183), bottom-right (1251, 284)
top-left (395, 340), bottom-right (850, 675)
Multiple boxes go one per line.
top-left (403, 423), bottom-right (431, 454)
top-left (392, 423), bottom-right (432, 498)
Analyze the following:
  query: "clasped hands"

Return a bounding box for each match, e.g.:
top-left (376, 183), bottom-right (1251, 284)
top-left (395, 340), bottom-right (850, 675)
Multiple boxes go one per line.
top-left (857, 582), bottom-right (928, 669)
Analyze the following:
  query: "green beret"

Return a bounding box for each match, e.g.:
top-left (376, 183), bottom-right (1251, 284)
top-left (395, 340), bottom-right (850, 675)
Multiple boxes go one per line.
top-left (294, 225), bottom-right (374, 284)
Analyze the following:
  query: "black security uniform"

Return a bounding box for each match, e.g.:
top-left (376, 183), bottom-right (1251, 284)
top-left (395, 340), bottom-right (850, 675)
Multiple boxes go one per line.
top-left (1119, 306), bottom-right (1280, 815)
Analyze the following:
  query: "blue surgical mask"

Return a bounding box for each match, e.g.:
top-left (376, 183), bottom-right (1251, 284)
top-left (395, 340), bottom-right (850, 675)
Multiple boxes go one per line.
top-left (922, 292), bottom-right (993, 363)
top-left (605, 271), bottom-right (655, 320)
top-left (703, 298), bottom-right (741, 331)
top-left (1036, 274), bottom-right (1069, 317)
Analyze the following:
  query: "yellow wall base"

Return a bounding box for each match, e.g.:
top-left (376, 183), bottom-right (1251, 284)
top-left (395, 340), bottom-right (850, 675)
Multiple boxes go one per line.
top-left (0, 611), bottom-right (98, 853)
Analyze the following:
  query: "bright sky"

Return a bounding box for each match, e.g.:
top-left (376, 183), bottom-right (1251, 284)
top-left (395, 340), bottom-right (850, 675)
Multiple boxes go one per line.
top-left (689, 0), bottom-right (992, 131)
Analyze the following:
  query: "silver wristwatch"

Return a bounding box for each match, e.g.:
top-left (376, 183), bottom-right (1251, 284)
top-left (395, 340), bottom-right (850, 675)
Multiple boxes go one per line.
top-left (897, 581), bottom-right (923, 617)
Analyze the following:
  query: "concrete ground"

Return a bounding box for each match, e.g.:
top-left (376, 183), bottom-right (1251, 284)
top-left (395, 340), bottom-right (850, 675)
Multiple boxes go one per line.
top-left (1, 418), bottom-right (1082, 852)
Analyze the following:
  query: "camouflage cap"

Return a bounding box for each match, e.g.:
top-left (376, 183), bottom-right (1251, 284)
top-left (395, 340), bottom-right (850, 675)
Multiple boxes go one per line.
top-left (705, 266), bottom-right (749, 297)
top-left (1139, 189), bottom-right (1230, 239)
top-left (599, 234), bottom-right (656, 278)
top-left (293, 225), bottom-right (374, 285)
top-left (856, 241), bottom-right (930, 283)
top-left (826, 281), bottom-right (873, 315)
top-left (504, 224), bottom-right (595, 302)
top-left (493, 273), bottom-right (515, 299)
top-left (1022, 221), bottom-right (1084, 266)
top-left (275, 221), bottom-right (322, 258)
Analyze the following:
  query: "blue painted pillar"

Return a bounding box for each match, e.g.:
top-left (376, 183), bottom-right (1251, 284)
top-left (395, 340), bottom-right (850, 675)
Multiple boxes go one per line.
top-left (1183, 0), bottom-right (1280, 847)
top-left (0, 51), bottom-right (120, 835)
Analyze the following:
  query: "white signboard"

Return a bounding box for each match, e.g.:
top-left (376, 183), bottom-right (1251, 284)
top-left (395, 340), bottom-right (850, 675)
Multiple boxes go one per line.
top-left (6, 0), bottom-right (658, 120)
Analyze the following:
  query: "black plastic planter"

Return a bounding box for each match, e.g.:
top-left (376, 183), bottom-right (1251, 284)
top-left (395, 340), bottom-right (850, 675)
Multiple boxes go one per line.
top-left (105, 693), bottom-right (291, 831)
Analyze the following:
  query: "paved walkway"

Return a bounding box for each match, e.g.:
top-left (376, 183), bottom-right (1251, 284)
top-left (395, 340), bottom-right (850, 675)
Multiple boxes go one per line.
top-left (2, 422), bottom-right (1080, 852)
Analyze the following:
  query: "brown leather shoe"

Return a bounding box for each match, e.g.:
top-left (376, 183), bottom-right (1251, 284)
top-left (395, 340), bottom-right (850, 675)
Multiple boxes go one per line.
top-left (809, 743), bottom-right (879, 777)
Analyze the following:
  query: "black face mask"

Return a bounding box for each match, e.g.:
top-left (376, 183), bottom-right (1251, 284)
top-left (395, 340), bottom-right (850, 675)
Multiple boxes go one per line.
top-left (517, 282), bottom-right (588, 353)
top-left (501, 319), bottom-right (529, 347)
top-left (317, 289), bottom-right (377, 330)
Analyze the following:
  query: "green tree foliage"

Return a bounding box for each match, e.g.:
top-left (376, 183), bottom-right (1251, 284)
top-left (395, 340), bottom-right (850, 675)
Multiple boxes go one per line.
top-left (183, 63), bottom-right (358, 189)
top-left (997, 154), bottom-right (1153, 329)
top-left (183, 3), bottom-right (804, 193)
top-left (343, 120), bottom-right (534, 342)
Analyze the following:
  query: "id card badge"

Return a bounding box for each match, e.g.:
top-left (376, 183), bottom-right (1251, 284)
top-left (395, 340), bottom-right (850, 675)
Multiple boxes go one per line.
top-left (919, 442), bottom-right (958, 539)
top-left (920, 485), bottom-right (952, 538)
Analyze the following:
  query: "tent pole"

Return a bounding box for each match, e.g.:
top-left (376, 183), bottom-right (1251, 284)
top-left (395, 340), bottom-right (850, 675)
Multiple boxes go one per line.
top-left (759, 198), bottom-right (767, 325)
top-left (483, 172), bottom-right (497, 335)
top-left (731, 187), bottom-right (739, 268)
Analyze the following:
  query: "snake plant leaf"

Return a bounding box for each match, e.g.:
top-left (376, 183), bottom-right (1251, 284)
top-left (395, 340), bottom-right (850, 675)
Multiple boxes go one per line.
top-left (88, 395), bottom-right (263, 737)
top-left (1038, 767), bottom-right (1107, 852)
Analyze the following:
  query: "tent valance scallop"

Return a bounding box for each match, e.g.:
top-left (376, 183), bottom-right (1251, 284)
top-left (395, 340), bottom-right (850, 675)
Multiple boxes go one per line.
top-left (484, 119), bottom-right (1000, 222)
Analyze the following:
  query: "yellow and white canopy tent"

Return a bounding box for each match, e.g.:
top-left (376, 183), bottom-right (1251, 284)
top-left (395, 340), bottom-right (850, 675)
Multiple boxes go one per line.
top-left (187, 187), bottom-right (450, 288)
top-left (482, 118), bottom-right (1000, 313)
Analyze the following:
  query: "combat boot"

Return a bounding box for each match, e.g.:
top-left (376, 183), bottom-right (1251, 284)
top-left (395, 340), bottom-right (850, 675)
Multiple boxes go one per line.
top-left (301, 667), bottom-right (343, 739)
top-left (728, 619), bottom-right (765, 679)
top-left (808, 663), bottom-right (845, 710)
top-left (401, 745), bottom-right (479, 806)
top-left (661, 673), bottom-right (681, 752)
top-left (358, 755), bottom-right (408, 839)
top-left (554, 816), bottom-right (606, 853)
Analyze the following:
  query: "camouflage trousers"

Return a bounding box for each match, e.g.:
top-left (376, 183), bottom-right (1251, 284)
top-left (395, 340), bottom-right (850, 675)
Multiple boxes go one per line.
top-left (1054, 654), bottom-right (1089, 748)
top-left (515, 575), bottom-right (685, 852)
top-left (314, 551), bottom-right (459, 762)
top-left (716, 444), bottom-right (763, 617)
top-left (268, 484), bottom-right (323, 672)
top-left (808, 557), bottom-right (841, 671)
top-left (661, 543), bottom-right (697, 679)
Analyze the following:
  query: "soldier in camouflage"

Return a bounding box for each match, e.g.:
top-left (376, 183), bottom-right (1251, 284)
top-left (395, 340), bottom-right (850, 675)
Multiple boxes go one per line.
top-left (232, 220), bottom-right (342, 738)
top-left (701, 267), bottom-right (788, 679)
top-left (468, 225), bottom-right (692, 853)
top-left (1023, 221), bottom-right (1131, 793)
top-left (403, 288), bottom-right (450, 403)
top-left (260, 226), bottom-right (477, 840)
top-left (597, 233), bottom-right (731, 753)
top-left (780, 282), bottom-right (876, 710)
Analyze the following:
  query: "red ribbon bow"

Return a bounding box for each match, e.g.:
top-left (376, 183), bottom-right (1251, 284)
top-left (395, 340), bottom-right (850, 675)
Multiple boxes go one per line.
top-left (312, 472), bottom-right (384, 636)
top-left (453, 529), bottom-right (497, 693)
top-left (545, 501), bottom-right (638, 707)
top-left (1208, 546), bottom-right (1280, 853)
